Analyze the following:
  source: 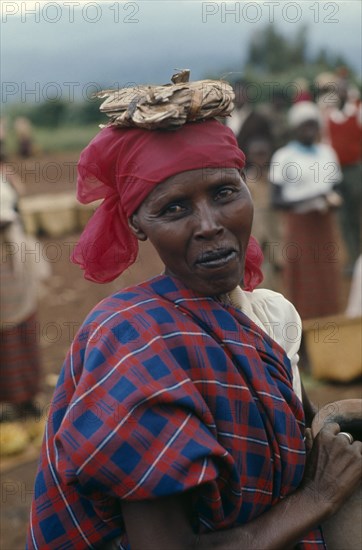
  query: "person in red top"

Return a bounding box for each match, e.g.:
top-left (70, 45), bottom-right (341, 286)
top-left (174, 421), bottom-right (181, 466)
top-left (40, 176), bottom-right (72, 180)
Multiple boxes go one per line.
top-left (324, 78), bottom-right (362, 269)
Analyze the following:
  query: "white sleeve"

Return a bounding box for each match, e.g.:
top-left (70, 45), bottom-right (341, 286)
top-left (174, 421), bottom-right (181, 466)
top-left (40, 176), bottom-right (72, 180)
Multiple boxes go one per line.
top-left (240, 289), bottom-right (303, 401)
top-left (269, 148), bottom-right (288, 185)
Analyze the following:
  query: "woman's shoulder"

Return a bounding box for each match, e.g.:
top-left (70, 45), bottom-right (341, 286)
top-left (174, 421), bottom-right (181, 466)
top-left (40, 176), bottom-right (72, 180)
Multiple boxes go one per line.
top-left (243, 288), bottom-right (302, 400)
top-left (316, 141), bottom-right (340, 159)
top-left (244, 288), bottom-right (301, 326)
top-left (269, 144), bottom-right (297, 183)
top-left (237, 288), bottom-right (302, 357)
top-left (270, 144), bottom-right (293, 162)
top-left (245, 287), bottom-right (294, 307)
top-left (80, 276), bottom-right (166, 331)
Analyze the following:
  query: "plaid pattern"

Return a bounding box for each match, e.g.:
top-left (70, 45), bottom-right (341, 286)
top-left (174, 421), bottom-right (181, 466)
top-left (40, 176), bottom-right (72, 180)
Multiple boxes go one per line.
top-left (27, 275), bottom-right (325, 549)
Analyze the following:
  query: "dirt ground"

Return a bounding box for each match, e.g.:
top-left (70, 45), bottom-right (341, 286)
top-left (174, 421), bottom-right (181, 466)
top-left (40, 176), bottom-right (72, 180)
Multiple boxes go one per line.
top-left (1, 154), bottom-right (361, 550)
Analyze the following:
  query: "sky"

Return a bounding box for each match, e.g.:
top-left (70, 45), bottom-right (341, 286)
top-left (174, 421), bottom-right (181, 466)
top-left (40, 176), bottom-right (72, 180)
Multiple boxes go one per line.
top-left (1, 1), bottom-right (361, 104)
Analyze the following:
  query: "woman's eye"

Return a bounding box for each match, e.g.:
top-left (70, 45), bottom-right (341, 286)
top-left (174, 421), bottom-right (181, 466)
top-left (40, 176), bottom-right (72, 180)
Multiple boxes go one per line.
top-left (216, 187), bottom-right (234, 199)
top-left (163, 203), bottom-right (184, 215)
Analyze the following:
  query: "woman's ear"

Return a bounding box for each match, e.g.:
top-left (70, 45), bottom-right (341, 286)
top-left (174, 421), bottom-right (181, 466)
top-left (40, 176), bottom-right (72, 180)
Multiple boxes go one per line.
top-left (128, 214), bottom-right (147, 241)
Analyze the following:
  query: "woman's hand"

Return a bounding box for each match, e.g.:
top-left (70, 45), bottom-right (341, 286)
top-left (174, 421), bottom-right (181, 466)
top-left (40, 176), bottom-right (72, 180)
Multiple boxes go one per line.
top-left (121, 423), bottom-right (361, 550)
top-left (325, 191), bottom-right (343, 208)
top-left (301, 422), bottom-right (362, 516)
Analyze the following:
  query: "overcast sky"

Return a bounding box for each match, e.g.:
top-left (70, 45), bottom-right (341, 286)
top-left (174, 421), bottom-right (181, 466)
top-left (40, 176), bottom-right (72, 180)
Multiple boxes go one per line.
top-left (1, 1), bottom-right (361, 103)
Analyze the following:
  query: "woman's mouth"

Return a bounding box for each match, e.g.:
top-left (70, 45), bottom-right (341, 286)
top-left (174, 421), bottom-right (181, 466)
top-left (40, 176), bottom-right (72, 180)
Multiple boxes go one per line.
top-left (196, 248), bottom-right (237, 268)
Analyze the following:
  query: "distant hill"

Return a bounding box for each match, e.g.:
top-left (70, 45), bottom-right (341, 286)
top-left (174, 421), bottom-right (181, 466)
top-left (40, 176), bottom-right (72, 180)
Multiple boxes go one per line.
top-left (2, 2), bottom-right (361, 104)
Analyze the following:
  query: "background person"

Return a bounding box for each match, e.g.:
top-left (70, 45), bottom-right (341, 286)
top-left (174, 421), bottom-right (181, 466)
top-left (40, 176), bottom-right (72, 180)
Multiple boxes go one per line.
top-left (345, 254), bottom-right (362, 318)
top-left (226, 78), bottom-right (273, 154)
top-left (0, 153), bottom-right (42, 420)
top-left (323, 77), bottom-right (362, 270)
top-left (14, 116), bottom-right (34, 158)
top-left (244, 137), bottom-right (283, 291)
top-left (258, 88), bottom-right (291, 151)
top-left (270, 101), bottom-right (343, 320)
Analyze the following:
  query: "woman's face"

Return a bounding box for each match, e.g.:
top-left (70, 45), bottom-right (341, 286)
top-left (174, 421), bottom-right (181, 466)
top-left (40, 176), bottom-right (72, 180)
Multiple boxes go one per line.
top-left (129, 168), bottom-right (253, 296)
top-left (295, 120), bottom-right (320, 145)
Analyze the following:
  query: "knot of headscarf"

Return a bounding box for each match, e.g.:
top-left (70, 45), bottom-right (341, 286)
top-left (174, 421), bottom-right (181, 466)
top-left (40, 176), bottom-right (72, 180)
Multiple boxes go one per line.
top-left (72, 118), bottom-right (263, 290)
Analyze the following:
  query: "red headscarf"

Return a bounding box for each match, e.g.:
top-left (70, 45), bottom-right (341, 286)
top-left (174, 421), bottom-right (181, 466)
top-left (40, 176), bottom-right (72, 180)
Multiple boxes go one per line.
top-left (72, 118), bottom-right (263, 289)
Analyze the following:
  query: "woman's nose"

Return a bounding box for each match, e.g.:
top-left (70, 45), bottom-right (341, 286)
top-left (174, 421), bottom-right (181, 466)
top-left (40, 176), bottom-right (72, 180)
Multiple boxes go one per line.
top-left (193, 203), bottom-right (223, 239)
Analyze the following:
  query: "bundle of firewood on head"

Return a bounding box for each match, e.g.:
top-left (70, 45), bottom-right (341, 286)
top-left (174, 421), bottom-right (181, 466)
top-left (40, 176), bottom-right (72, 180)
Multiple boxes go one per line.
top-left (96, 69), bottom-right (235, 130)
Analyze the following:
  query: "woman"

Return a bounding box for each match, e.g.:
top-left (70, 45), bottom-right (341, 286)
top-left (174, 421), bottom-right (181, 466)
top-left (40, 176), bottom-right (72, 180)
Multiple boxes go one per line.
top-left (270, 101), bottom-right (343, 320)
top-left (27, 79), bottom-right (361, 549)
top-left (0, 153), bottom-right (42, 421)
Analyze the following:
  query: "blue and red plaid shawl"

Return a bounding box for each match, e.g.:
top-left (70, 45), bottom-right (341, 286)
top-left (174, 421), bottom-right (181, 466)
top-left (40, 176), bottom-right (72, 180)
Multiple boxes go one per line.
top-left (27, 275), bottom-right (325, 549)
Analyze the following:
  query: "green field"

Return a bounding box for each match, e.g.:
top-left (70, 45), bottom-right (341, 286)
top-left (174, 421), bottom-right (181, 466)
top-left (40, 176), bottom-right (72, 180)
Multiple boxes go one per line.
top-left (6, 124), bottom-right (101, 155)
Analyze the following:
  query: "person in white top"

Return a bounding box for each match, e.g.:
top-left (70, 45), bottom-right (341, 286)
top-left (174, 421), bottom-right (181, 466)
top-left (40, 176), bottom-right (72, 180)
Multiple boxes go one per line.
top-left (0, 157), bottom-right (42, 420)
top-left (270, 101), bottom-right (344, 320)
